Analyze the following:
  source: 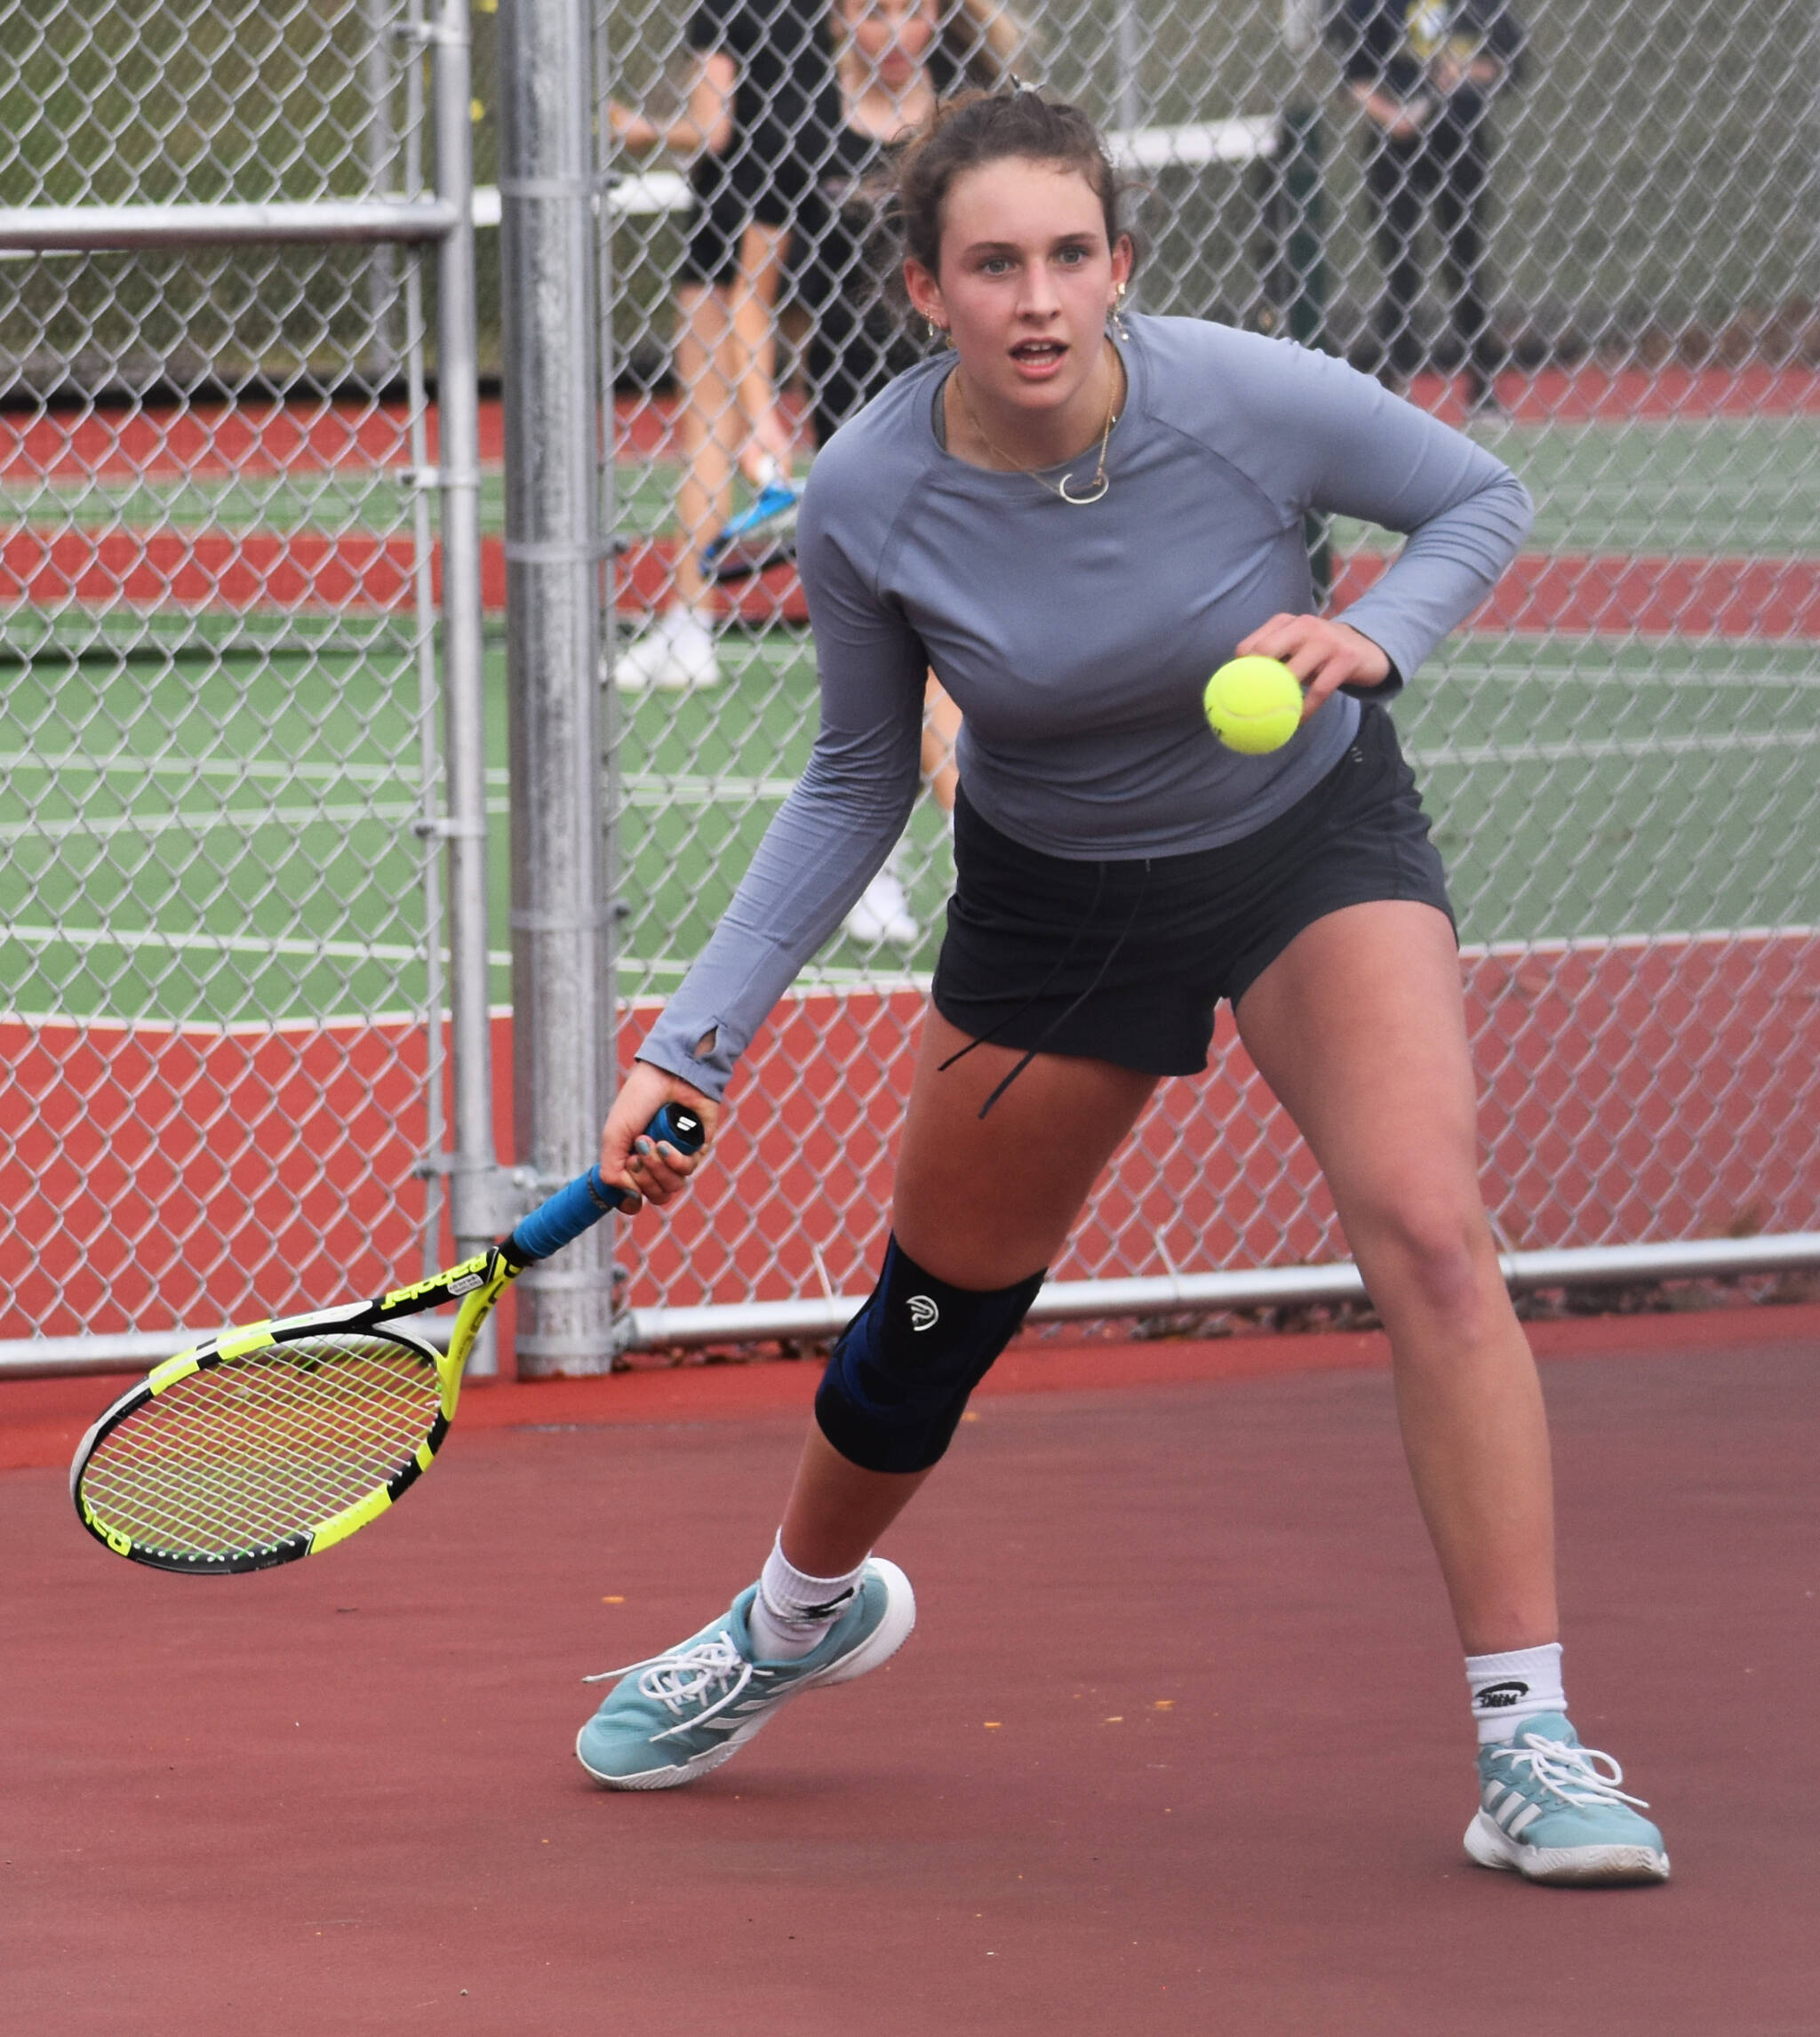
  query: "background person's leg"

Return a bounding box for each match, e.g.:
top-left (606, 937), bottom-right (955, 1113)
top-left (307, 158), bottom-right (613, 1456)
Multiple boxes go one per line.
top-left (921, 677), bottom-right (962, 813)
top-left (1363, 132), bottom-right (1428, 385)
top-left (843, 676), bottom-right (962, 947)
top-left (670, 280), bottom-right (738, 618)
top-left (730, 220), bottom-right (794, 483)
top-left (1432, 110), bottom-right (1500, 405)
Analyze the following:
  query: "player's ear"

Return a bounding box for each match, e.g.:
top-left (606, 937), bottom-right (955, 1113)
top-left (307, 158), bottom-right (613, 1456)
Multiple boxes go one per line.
top-left (1110, 233), bottom-right (1134, 292)
top-left (903, 255), bottom-right (945, 332)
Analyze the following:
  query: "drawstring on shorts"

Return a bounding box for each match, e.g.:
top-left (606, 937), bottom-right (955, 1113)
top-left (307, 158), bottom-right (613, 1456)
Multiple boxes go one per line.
top-left (938, 857), bottom-right (1155, 1118)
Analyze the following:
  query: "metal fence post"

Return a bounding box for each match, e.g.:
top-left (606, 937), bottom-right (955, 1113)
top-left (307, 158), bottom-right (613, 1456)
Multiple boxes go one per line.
top-left (431, 0), bottom-right (503, 1375)
top-left (499, 0), bottom-right (616, 1372)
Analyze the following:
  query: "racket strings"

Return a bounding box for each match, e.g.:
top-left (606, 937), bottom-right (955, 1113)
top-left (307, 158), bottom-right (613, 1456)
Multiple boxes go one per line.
top-left (79, 1335), bottom-right (443, 1560)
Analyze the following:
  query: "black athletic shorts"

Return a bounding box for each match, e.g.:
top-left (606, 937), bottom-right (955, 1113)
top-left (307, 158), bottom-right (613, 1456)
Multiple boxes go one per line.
top-left (930, 703), bottom-right (1455, 1078)
top-left (680, 163), bottom-right (768, 288)
top-left (678, 127), bottom-right (827, 286)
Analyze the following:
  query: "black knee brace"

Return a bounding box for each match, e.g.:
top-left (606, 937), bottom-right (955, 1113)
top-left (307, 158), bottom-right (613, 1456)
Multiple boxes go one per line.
top-left (814, 1235), bottom-right (1046, 1474)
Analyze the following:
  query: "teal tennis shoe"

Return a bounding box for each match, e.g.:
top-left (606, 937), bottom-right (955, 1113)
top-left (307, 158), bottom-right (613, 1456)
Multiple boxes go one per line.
top-left (1465, 1713), bottom-right (1670, 1885)
top-left (576, 1559), bottom-right (915, 1790)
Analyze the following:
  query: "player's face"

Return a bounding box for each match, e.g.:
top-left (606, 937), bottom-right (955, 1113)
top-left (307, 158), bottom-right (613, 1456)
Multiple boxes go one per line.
top-left (839, 0), bottom-right (936, 88)
top-left (909, 156), bottom-right (1130, 427)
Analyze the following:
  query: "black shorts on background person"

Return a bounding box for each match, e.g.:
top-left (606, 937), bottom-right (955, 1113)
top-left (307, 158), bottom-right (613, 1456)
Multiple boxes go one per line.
top-left (683, 0), bottom-right (846, 284)
top-left (784, 0), bottom-right (1019, 945)
top-left (1329, 0), bottom-right (1525, 411)
top-left (611, 0), bottom-right (845, 691)
top-left (787, 0), bottom-right (1016, 451)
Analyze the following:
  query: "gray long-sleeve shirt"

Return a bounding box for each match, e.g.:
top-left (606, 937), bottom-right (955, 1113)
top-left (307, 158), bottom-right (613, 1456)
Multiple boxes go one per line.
top-left (640, 315), bottom-right (1533, 1099)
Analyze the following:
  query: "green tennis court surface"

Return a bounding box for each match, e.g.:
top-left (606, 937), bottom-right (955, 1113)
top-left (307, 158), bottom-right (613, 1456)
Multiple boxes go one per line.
top-left (3, 616), bottom-right (1814, 1028)
top-left (6, 393), bottom-right (1816, 1028)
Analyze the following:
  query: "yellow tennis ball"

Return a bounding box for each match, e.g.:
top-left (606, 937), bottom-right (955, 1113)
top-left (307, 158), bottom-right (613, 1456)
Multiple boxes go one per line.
top-left (1202, 656), bottom-right (1305, 755)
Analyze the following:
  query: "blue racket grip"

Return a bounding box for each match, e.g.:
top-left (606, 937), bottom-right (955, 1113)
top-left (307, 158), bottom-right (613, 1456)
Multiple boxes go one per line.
top-left (504, 1103), bottom-right (706, 1266)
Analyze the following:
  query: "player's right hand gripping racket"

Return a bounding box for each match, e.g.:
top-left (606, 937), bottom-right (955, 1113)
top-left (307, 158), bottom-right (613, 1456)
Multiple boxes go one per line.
top-left (71, 1104), bottom-right (704, 1576)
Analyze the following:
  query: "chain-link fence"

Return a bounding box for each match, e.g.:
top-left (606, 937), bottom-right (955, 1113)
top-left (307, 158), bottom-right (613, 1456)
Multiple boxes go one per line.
top-left (4, 0), bottom-right (1816, 1376)
top-left (1, 0), bottom-right (497, 1371)
top-left (594, 0), bottom-right (1820, 1344)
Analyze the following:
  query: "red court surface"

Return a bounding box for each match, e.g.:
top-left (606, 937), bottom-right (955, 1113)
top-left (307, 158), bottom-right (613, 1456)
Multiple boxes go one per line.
top-left (6, 1303), bottom-right (1819, 2036)
top-left (11, 931), bottom-right (1815, 1341)
top-left (11, 523), bottom-right (1816, 638)
top-left (9, 363), bottom-right (1819, 629)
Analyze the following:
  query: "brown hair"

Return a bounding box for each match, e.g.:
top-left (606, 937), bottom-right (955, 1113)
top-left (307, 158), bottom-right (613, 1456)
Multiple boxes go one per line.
top-left (895, 87), bottom-right (1134, 280)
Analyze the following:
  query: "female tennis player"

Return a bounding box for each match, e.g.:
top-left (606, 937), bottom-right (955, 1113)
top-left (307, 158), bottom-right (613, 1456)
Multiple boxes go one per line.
top-left (578, 86), bottom-right (1669, 1887)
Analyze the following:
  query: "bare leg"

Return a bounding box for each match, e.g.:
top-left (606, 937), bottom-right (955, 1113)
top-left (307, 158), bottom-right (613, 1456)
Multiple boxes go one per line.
top-left (777, 1005), bottom-right (1158, 1574)
top-left (1233, 900), bottom-right (1557, 1654)
top-left (920, 676), bottom-right (961, 814)
top-left (776, 1432), bottom-right (937, 1578)
top-left (730, 221), bottom-right (793, 481)
top-left (669, 282), bottom-right (739, 616)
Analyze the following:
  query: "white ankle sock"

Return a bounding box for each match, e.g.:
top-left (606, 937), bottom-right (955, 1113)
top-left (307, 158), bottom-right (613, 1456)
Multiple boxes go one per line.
top-left (747, 1533), bottom-right (866, 1662)
top-left (1466, 1642), bottom-right (1567, 1744)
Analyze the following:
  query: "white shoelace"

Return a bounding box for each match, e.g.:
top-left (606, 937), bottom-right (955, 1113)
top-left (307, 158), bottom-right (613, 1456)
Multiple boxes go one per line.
top-left (583, 1630), bottom-right (757, 1741)
top-left (1489, 1731), bottom-right (1651, 1810)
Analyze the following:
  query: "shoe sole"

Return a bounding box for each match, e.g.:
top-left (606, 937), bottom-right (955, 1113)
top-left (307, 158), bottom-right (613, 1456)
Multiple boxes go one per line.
top-left (802, 1557), bottom-right (916, 1688)
top-left (613, 667), bottom-right (719, 693)
top-left (1465, 1809), bottom-right (1670, 1885)
top-left (842, 916), bottom-right (921, 947)
top-left (577, 1560), bottom-right (916, 1792)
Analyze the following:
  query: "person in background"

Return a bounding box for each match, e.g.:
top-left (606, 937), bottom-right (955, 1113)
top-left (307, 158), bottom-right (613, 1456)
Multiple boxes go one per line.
top-left (798, 0), bottom-right (1020, 943)
top-left (609, 0), bottom-right (844, 690)
top-left (1329, 0), bottom-right (1525, 413)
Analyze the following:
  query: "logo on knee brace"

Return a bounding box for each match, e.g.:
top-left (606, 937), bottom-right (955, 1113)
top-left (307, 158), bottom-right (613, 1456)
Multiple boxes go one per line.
top-left (906, 1295), bottom-right (939, 1332)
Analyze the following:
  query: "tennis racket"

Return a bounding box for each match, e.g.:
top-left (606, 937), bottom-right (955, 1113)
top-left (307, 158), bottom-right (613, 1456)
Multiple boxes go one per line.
top-left (71, 1103), bottom-right (704, 1576)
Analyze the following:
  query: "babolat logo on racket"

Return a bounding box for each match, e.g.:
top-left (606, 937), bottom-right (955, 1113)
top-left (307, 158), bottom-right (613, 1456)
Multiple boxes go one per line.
top-left (907, 1295), bottom-right (939, 1332)
top-left (80, 1494), bottom-right (133, 1558)
top-left (385, 1255), bottom-right (490, 1308)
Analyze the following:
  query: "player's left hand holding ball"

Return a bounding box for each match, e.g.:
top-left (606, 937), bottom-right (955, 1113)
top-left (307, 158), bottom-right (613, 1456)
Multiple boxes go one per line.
top-left (602, 1060), bottom-right (718, 1210)
top-left (1233, 613), bottom-right (1392, 719)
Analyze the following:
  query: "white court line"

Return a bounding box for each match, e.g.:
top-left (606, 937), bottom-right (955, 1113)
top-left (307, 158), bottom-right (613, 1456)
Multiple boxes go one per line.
top-left (1408, 725), bottom-right (1820, 769)
top-left (8, 928), bottom-right (1809, 1030)
top-left (1, 751), bottom-right (427, 787)
top-left (0, 800), bottom-right (439, 845)
top-left (619, 925), bottom-right (1819, 995)
top-left (9, 723), bottom-right (1814, 851)
top-left (1, 922), bottom-right (514, 968)
top-left (0, 775), bottom-right (814, 845)
top-left (12, 915), bottom-right (1807, 972)
top-left (0, 1005), bottom-right (446, 1034)
top-left (1428, 661), bottom-right (1820, 688)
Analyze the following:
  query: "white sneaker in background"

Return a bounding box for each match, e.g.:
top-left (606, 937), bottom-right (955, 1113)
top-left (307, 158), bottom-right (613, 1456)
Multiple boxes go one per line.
top-left (842, 849), bottom-right (919, 947)
top-left (613, 608), bottom-right (720, 691)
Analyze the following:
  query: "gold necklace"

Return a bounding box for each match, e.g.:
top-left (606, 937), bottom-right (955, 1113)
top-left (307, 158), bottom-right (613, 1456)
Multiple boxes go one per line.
top-left (956, 345), bottom-right (1122, 506)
